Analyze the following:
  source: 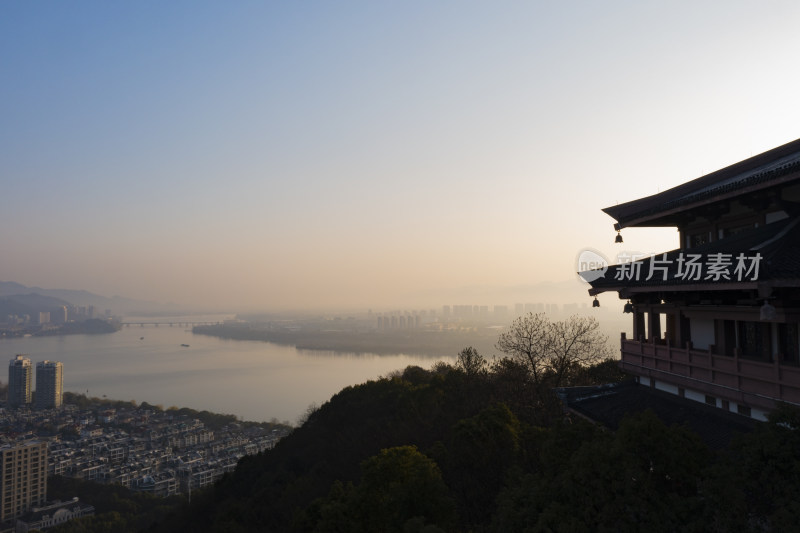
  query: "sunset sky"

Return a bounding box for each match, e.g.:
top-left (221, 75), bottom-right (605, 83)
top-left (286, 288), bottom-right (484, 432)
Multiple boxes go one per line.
top-left (3, 1), bottom-right (800, 311)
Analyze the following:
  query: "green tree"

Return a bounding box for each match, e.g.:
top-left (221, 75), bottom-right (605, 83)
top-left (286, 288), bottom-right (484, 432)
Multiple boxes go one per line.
top-left (444, 403), bottom-right (521, 527)
top-left (357, 446), bottom-right (456, 532)
top-left (455, 346), bottom-right (488, 377)
top-left (534, 411), bottom-right (711, 532)
top-left (312, 446), bottom-right (456, 533)
top-left (725, 403), bottom-right (800, 530)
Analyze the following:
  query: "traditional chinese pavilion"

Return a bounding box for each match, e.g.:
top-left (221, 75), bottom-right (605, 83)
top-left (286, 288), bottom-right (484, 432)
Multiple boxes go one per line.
top-left (586, 138), bottom-right (800, 421)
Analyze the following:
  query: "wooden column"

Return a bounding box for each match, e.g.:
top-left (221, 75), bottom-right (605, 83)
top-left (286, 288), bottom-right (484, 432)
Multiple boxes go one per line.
top-left (634, 311), bottom-right (645, 342)
top-left (648, 311), bottom-right (661, 343)
top-left (665, 313), bottom-right (677, 346)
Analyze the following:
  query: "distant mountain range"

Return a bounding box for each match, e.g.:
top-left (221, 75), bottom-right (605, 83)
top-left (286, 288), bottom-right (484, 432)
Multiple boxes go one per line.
top-left (0, 281), bottom-right (173, 316)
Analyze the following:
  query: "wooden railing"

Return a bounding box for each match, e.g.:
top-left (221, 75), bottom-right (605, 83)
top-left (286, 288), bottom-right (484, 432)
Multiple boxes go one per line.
top-left (618, 333), bottom-right (800, 409)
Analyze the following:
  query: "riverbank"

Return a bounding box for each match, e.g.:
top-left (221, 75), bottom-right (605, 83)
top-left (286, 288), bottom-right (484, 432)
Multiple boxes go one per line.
top-left (0, 318), bottom-right (121, 338)
top-left (192, 323), bottom-right (498, 357)
top-left (0, 322), bottom-right (445, 423)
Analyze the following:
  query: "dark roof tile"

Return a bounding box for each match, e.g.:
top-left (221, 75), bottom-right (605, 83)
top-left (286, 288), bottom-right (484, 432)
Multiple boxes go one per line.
top-left (556, 381), bottom-right (757, 449)
top-left (583, 218), bottom-right (800, 294)
top-left (604, 138), bottom-right (800, 227)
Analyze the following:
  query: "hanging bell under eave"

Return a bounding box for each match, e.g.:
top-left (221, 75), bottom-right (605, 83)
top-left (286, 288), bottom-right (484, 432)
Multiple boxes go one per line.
top-left (615, 231), bottom-right (623, 243)
top-left (623, 301), bottom-right (634, 313)
top-left (592, 297), bottom-right (600, 308)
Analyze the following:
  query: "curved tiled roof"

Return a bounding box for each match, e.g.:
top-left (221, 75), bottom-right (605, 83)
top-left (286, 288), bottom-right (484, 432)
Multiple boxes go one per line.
top-left (582, 218), bottom-right (800, 294)
top-left (603, 138), bottom-right (800, 228)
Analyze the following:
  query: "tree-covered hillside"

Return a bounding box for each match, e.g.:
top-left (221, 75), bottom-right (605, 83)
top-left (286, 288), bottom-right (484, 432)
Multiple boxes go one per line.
top-left (50, 315), bottom-right (800, 532)
top-left (142, 356), bottom-right (797, 532)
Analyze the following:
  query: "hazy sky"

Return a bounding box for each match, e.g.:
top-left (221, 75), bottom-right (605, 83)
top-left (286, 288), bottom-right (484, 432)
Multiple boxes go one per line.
top-left (3, 1), bottom-right (800, 311)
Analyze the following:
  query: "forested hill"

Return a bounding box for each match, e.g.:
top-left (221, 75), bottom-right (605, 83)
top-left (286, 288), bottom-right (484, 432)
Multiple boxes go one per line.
top-left (151, 354), bottom-right (597, 532)
top-left (130, 353), bottom-right (800, 533)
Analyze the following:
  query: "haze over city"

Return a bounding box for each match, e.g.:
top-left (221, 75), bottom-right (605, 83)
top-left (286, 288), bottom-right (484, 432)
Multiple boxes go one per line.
top-left (4, 2), bottom-right (800, 311)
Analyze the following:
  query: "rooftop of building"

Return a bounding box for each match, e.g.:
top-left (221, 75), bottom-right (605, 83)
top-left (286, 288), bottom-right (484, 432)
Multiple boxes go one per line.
top-left (603, 137), bottom-right (800, 229)
top-left (17, 498), bottom-right (94, 525)
top-left (585, 216), bottom-right (800, 295)
top-left (556, 380), bottom-right (758, 449)
top-left (0, 438), bottom-right (47, 450)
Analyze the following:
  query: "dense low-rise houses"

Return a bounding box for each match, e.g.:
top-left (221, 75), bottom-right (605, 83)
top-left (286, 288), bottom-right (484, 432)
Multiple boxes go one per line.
top-left (0, 401), bottom-right (290, 508)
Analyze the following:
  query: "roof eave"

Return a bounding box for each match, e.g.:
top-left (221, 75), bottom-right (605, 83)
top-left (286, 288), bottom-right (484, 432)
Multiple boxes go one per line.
top-left (602, 137), bottom-right (800, 228)
top-left (607, 172), bottom-right (800, 229)
top-left (586, 280), bottom-right (800, 297)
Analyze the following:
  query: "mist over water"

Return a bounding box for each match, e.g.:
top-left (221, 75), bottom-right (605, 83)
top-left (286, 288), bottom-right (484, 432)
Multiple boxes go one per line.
top-left (0, 316), bottom-right (445, 423)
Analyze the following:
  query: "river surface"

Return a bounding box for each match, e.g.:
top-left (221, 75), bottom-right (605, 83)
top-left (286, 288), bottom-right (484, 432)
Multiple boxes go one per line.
top-left (0, 316), bottom-right (447, 424)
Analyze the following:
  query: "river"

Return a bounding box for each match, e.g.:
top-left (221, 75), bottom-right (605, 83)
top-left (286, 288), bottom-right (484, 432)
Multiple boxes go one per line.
top-left (0, 315), bottom-right (447, 424)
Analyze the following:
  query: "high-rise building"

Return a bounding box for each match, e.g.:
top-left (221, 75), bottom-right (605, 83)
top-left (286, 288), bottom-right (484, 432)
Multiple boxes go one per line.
top-left (35, 361), bottom-right (63, 410)
top-left (8, 355), bottom-right (32, 409)
top-left (0, 440), bottom-right (47, 522)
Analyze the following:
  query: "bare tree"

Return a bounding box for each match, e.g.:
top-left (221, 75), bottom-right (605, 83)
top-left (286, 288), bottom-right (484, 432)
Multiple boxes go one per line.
top-left (495, 313), bottom-right (551, 384)
top-left (496, 313), bottom-right (611, 387)
top-left (547, 315), bottom-right (612, 387)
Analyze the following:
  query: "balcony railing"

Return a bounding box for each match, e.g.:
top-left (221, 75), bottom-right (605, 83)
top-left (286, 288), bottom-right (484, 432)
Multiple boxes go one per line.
top-left (619, 333), bottom-right (800, 411)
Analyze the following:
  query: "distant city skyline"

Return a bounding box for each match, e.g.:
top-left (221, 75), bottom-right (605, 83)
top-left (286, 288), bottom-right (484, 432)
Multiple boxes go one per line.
top-left (3, 2), bottom-right (800, 311)
top-left (0, 276), bottom-right (633, 315)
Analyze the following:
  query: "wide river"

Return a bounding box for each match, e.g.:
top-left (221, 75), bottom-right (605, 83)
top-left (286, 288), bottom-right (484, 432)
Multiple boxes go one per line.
top-left (0, 315), bottom-right (447, 424)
